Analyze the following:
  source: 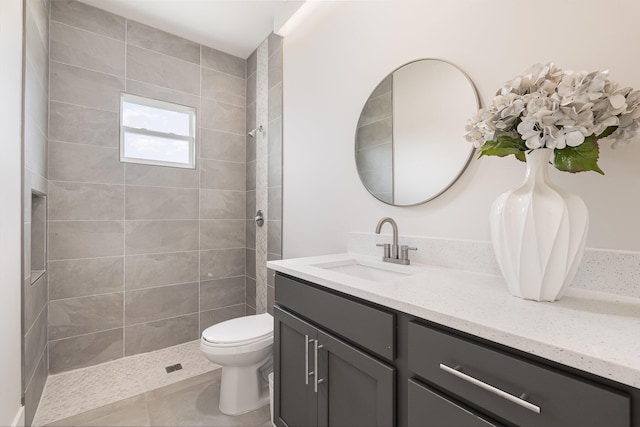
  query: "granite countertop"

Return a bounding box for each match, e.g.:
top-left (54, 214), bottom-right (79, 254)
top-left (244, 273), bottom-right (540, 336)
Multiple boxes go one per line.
top-left (267, 253), bottom-right (640, 389)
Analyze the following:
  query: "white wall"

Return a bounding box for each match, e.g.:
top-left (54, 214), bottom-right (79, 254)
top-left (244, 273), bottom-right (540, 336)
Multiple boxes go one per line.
top-left (282, 0), bottom-right (640, 257)
top-left (0, 0), bottom-right (24, 425)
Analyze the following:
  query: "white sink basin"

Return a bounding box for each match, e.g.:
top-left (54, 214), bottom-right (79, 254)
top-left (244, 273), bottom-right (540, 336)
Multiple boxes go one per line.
top-left (311, 258), bottom-right (417, 283)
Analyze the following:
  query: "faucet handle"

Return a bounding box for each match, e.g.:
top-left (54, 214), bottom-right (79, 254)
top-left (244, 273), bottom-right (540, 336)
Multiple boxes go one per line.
top-left (376, 243), bottom-right (391, 259)
top-left (400, 245), bottom-right (417, 262)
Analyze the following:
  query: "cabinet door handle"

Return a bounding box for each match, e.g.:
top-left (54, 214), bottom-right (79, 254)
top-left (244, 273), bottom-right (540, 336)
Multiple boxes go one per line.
top-left (305, 335), bottom-right (311, 385)
top-left (439, 363), bottom-right (541, 414)
top-left (314, 340), bottom-right (324, 393)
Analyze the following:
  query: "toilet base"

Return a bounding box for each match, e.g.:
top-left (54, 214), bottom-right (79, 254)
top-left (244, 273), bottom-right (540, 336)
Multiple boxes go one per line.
top-left (218, 357), bottom-right (271, 416)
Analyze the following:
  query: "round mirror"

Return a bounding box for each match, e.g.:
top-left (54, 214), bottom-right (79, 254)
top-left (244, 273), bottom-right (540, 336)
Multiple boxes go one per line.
top-left (355, 59), bottom-right (479, 206)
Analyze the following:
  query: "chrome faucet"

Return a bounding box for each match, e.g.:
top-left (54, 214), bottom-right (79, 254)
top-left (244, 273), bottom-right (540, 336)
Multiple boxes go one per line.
top-left (375, 217), bottom-right (417, 265)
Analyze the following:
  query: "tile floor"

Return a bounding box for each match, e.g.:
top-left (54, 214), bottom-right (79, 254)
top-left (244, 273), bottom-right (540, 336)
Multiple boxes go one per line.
top-left (43, 370), bottom-right (272, 427)
top-left (33, 341), bottom-right (226, 426)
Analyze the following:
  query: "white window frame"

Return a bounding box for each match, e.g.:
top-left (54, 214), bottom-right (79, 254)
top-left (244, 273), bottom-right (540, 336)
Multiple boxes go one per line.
top-left (119, 93), bottom-right (197, 169)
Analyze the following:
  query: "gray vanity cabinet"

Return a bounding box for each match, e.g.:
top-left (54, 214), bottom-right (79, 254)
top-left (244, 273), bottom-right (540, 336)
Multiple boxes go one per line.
top-left (274, 272), bottom-right (638, 427)
top-left (274, 306), bottom-right (395, 427)
top-left (274, 274), bottom-right (395, 427)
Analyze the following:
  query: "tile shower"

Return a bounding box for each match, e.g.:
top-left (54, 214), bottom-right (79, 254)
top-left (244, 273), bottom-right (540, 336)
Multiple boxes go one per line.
top-left (20, 0), bottom-right (283, 423)
top-left (23, 0), bottom-right (51, 425)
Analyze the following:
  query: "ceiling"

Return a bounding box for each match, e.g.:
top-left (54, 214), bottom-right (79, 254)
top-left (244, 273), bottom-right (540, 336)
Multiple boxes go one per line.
top-left (76, 0), bottom-right (305, 59)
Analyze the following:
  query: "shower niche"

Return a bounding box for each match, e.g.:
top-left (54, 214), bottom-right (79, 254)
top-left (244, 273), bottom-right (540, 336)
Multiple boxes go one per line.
top-left (30, 191), bottom-right (46, 284)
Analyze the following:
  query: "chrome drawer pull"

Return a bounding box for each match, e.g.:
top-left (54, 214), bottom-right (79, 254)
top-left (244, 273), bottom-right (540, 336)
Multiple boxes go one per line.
top-left (305, 335), bottom-right (310, 385)
top-left (314, 340), bottom-right (324, 393)
top-left (439, 363), bottom-right (541, 414)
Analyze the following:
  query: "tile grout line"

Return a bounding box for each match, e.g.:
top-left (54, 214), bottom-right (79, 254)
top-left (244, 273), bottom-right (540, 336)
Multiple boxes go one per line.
top-left (27, 0), bottom-right (47, 48)
top-left (49, 138), bottom-right (249, 162)
top-left (198, 42), bottom-right (202, 337)
top-left (49, 289), bottom-right (124, 303)
top-left (24, 328), bottom-right (48, 392)
top-left (50, 247), bottom-right (247, 262)
top-left (246, 49), bottom-right (252, 311)
top-left (49, 218), bottom-right (205, 223)
top-left (45, 0), bottom-right (52, 410)
top-left (124, 310), bottom-right (202, 331)
top-left (48, 326), bottom-right (124, 346)
top-left (123, 18), bottom-right (128, 361)
top-left (48, 139), bottom-right (120, 150)
top-left (49, 275), bottom-right (224, 303)
top-left (49, 99), bottom-right (118, 114)
top-left (50, 57), bottom-right (125, 83)
top-left (47, 252), bottom-right (191, 263)
top-left (48, 218), bottom-right (249, 223)
top-left (244, 52), bottom-right (248, 314)
top-left (50, 17), bottom-right (126, 44)
top-left (24, 54), bottom-right (48, 102)
top-left (128, 41), bottom-right (201, 70)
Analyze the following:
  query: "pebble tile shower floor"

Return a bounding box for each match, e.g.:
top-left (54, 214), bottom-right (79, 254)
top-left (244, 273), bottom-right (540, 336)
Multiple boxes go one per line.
top-left (31, 340), bottom-right (269, 426)
top-left (42, 370), bottom-right (271, 427)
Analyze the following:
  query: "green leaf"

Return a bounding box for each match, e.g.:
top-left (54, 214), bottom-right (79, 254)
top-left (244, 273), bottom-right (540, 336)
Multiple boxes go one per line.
top-left (597, 126), bottom-right (617, 139)
top-left (553, 136), bottom-right (604, 174)
top-left (479, 135), bottom-right (527, 162)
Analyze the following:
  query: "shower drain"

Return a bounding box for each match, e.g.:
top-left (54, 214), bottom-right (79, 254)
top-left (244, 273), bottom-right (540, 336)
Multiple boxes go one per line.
top-left (165, 363), bottom-right (183, 373)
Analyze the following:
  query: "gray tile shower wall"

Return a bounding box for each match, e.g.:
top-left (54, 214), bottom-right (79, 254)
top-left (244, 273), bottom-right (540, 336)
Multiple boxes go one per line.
top-left (266, 34), bottom-right (284, 315)
top-left (47, 0), bottom-right (248, 374)
top-left (246, 47), bottom-right (258, 314)
top-left (255, 38), bottom-right (269, 314)
top-left (245, 33), bottom-right (283, 316)
top-left (245, 47), bottom-right (257, 319)
top-left (23, 0), bottom-right (50, 424)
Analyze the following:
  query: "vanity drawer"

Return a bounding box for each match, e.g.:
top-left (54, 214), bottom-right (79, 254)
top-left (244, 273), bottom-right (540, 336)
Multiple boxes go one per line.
top-left (408, 379), bottom-right (498, 427)
top-left (408, 321), bottom-right (630, 427)
top-left (275, 273), bottom-right (395, 360)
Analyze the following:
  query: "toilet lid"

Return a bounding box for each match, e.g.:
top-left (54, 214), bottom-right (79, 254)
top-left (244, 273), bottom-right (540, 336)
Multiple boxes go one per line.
top-left (202, 313), bottom-right (273, 344)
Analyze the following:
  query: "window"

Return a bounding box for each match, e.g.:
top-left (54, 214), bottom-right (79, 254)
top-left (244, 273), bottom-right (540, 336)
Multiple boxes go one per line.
top-left (120, 93), bottom-right (196, 169)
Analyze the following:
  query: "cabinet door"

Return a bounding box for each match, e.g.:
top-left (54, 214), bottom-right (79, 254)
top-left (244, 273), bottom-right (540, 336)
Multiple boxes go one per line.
top-left (317, 330), bottom-right (395, 427)
top-left (408, 379), bottom-right (498, 427)
top-left (274, 306), bottom-right (318, 427)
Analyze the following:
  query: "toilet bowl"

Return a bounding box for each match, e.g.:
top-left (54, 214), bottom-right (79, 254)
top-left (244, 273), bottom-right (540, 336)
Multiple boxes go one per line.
top-left (200, 313), bottom-right (274, 416)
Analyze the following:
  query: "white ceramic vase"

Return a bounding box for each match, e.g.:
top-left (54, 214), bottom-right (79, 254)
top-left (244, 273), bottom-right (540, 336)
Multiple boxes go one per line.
top-left (490, 148), bottom-right (589, 301)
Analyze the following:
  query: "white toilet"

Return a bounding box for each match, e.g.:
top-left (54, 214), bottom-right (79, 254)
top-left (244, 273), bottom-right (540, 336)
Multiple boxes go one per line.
top-left (200, 313), bottom-right (274, 415)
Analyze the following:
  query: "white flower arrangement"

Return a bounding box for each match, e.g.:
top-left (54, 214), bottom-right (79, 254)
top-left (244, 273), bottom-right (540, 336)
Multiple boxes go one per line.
top-left (465, 63), bottom-right (640, 173)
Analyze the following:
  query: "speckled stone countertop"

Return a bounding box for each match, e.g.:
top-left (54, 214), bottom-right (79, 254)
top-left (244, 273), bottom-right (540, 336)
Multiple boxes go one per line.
top-left (267, 253), bottom-right (640, 389)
